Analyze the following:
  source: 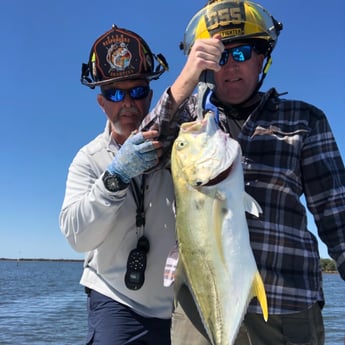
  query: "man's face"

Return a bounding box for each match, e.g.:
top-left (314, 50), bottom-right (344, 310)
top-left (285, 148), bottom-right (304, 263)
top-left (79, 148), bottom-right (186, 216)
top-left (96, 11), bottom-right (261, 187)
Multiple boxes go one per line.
top-left (97, 79), bottom-right (152, 144)
top-left (214, 42), bottom-right (264, 105)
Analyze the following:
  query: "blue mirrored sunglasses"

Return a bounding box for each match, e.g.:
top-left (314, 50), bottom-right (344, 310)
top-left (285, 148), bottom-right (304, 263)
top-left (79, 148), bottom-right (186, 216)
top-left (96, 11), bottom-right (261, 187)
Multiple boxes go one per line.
top-left (102, 86), bottom-right (150, 102)
top-left (219, 45), bottom-right (254, 66)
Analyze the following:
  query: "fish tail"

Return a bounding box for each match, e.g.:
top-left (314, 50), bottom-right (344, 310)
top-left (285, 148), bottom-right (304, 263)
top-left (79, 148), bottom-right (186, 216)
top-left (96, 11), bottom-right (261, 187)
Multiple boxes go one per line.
top-left (253, 271), bottom-right (268, 322)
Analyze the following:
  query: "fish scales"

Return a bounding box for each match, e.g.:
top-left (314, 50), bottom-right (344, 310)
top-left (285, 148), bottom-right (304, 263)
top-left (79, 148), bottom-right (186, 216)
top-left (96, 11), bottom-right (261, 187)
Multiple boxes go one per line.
top-left (171, 112), bottom-right (268, 345)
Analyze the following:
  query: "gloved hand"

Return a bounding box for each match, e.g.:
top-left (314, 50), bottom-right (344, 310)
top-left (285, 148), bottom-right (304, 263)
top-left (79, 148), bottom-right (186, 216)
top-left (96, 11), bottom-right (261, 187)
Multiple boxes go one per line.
top-left (107, 131), bottom-right (160, 183)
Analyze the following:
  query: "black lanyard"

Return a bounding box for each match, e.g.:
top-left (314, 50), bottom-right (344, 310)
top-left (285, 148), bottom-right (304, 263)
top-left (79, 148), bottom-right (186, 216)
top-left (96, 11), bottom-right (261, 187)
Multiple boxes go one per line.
top-left (129, 175), bottom-right (146, 230)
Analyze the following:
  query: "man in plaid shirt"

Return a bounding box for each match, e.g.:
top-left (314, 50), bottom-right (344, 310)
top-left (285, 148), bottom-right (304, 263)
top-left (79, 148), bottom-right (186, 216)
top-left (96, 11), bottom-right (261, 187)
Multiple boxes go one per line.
top-left (141, 1), bottom-right (345, 344)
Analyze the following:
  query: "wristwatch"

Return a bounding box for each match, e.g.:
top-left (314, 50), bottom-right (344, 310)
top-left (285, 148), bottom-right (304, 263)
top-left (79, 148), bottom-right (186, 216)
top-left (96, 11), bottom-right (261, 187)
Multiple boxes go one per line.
top-left (102, 170), bottom-right (129, 192)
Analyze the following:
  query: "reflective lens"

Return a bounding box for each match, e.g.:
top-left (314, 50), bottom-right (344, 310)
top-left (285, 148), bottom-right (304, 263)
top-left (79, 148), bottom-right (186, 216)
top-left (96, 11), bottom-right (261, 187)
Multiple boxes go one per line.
top-left (219, 45), bottom-right (253, 66)
top-left (102, 86), bottom-right (150, 102)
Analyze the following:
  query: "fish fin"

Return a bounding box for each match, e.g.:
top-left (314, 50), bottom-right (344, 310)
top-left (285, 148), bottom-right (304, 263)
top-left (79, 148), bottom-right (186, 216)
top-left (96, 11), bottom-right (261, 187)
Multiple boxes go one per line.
top-left (243, 192), bottom-right (263, 217)
top-left (215, 190), bottom-right (226, 201)
top-left (213, 198), bottom-right (227, 266)
top-left (252, 271), bottom-right (268, 322)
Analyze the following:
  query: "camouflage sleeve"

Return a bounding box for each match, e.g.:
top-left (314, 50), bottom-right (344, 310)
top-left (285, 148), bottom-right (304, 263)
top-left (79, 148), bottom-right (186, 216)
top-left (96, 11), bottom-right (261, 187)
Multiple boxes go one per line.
top-left (140, 88), bottom-right (197, 170)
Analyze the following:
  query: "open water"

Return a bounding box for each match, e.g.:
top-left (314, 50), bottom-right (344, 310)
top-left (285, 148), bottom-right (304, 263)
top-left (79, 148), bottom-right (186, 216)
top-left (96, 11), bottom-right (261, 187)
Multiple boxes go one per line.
top-left (0, 260), bottom-right (344, 344)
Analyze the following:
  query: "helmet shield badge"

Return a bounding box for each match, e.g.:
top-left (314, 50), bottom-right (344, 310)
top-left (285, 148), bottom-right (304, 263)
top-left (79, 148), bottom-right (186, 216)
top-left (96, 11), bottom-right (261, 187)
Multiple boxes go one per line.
top-left (182, 0), bottom-right (282, 56)
top-left (81, 25), bottom-right (169, 89)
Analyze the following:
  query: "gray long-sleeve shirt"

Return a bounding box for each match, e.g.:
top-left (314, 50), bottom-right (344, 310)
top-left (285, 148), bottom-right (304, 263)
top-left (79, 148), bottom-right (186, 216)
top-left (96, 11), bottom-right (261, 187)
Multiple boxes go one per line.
top-left (59, 122), bottom-right (176, 318)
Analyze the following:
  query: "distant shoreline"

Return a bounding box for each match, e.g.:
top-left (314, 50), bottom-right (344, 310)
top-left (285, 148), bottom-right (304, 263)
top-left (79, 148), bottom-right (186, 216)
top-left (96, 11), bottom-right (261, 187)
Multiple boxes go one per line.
top-left (0, 258), bottom-right (339, 274)
top-left (0, 258), bottom-right (83, 262)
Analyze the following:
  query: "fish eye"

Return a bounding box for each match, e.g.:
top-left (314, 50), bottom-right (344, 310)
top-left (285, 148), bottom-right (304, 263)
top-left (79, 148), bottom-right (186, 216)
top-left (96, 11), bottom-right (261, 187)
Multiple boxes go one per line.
top-left (176, 140), bottom-right (187, 150)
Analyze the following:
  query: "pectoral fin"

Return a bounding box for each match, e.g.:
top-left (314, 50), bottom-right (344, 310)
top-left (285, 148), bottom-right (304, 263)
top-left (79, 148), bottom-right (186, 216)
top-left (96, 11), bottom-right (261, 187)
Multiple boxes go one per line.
top-left (213, 197), bottom-right (227, 266)
top-left (252, 271), bottom-right (268, 322)
top-left (243, 192), bottom-right (262, 217)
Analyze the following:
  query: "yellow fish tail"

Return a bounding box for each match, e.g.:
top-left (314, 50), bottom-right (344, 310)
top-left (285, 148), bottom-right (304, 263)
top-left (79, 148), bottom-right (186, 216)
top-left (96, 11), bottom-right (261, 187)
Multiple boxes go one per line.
top-left (253, 271), bottom-right (268, 322)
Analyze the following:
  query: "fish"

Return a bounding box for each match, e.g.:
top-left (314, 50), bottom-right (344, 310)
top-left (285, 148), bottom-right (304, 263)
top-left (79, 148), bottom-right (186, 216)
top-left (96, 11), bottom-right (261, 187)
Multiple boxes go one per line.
top-left (171, 112), bottom-right (268, 345)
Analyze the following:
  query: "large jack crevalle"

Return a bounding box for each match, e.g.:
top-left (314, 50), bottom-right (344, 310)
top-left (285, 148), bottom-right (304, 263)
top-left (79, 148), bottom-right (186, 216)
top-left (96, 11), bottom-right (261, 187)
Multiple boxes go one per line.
top-left (171, 112), bottom-right (268, 345)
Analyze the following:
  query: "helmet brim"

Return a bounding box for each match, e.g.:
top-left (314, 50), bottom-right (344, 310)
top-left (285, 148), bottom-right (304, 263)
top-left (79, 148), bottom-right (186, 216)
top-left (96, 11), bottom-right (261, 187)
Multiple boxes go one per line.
top-left (81, 70), bottom-right (166, 89)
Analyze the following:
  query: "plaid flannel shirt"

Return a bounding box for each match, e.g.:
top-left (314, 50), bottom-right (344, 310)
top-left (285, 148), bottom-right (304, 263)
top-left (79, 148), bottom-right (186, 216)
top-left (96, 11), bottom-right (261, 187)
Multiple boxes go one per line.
top-left (142, 87), bottom-right (345, 314)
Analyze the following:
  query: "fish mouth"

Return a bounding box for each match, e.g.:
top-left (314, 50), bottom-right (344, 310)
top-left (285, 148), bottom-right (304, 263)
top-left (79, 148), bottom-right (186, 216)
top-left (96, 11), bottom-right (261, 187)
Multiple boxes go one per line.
top-left (202, 165), bottom-right (232, 186)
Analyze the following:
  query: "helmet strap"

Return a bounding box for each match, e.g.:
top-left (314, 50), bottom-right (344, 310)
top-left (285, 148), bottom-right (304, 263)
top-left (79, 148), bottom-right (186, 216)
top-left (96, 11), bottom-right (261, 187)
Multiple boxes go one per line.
top-left (258, 55), bottom-right (272, 89)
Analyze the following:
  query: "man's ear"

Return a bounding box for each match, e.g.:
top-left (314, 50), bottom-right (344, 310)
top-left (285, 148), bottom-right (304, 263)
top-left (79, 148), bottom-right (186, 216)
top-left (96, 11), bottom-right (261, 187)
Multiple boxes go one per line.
top-left (97, 94), bottom-right (105, 111)
top-left (257, 54), bottom-right (265, 73)
top-left (148, 89), bottom-right (153, 103)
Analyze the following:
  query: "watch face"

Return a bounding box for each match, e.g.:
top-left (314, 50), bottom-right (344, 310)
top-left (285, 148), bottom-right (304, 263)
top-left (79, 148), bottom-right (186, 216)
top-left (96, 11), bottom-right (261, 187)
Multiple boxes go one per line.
top-left (106, 176), bottom-right (119, 191)
top-left (103, 171), bottom-right (128, 192)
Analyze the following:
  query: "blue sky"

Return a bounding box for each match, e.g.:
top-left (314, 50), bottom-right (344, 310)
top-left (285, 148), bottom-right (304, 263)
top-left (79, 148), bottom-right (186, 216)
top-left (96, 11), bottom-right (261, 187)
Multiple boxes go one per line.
top-left (1, 0), bottom-right (344, 260)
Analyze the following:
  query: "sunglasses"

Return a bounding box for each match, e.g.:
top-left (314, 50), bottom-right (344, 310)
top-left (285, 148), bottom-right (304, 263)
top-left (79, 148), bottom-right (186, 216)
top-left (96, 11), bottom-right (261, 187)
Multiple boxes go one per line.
top-left (219, 45), bottom-right (254, 66)
top-left (101, 85), bottom-right (150, 102)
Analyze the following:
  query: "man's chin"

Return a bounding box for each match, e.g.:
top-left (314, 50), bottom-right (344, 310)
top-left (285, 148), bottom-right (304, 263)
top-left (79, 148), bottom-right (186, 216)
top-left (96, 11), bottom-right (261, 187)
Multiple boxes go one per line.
top-left (124, 125), bottom-right (140, 137)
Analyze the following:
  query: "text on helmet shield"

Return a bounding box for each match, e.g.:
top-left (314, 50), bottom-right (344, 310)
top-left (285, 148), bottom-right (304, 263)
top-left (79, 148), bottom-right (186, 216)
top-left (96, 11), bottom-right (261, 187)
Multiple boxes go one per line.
top-left (205, 3), bottom-right (245, 31)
